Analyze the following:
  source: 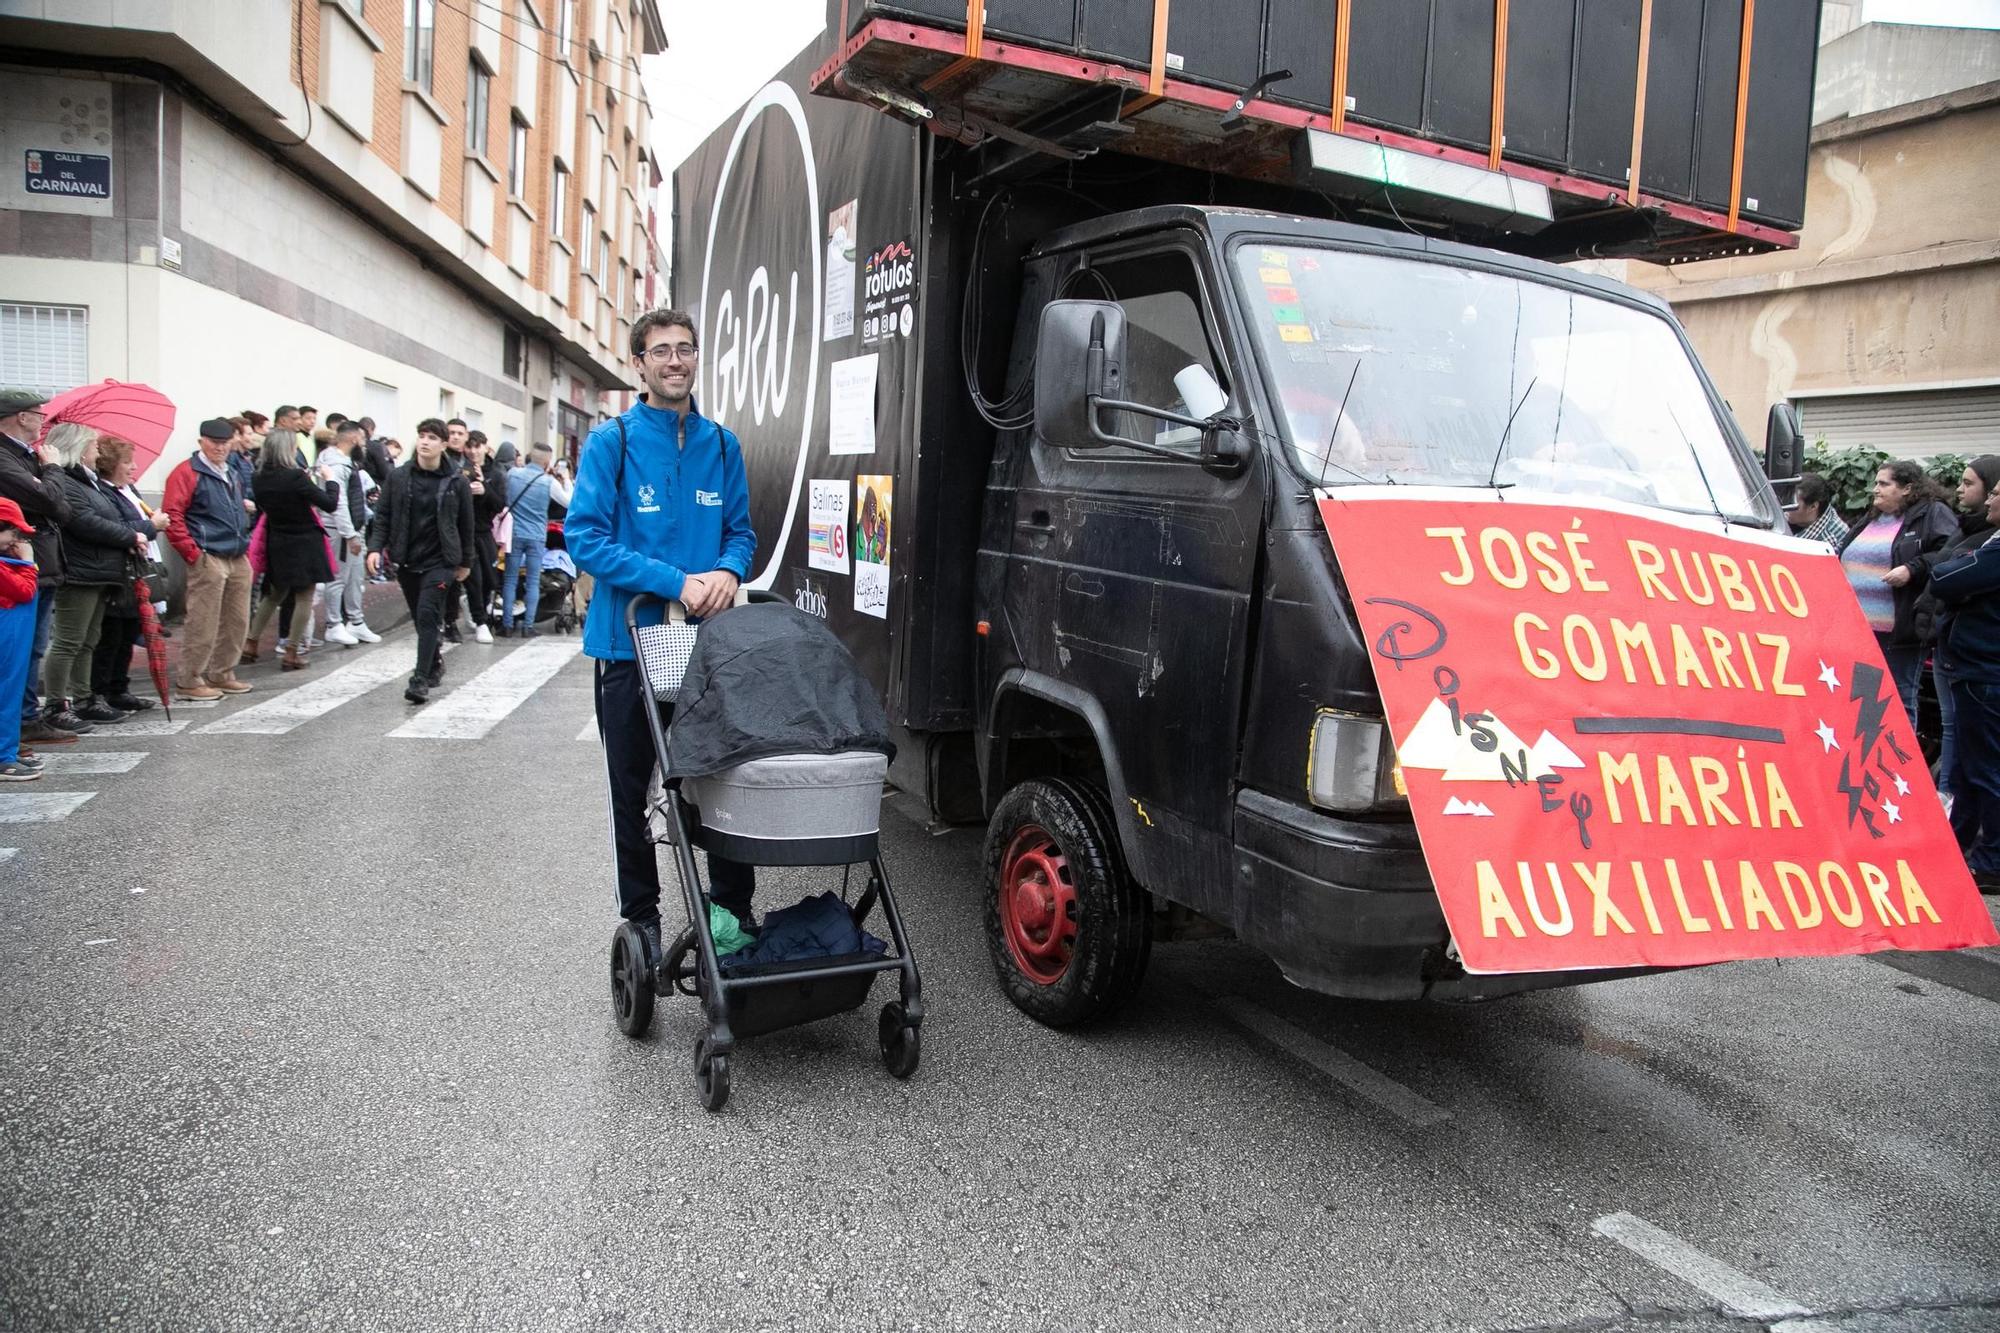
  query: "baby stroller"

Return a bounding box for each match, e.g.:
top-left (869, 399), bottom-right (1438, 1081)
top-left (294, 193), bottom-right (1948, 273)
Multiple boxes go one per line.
top-left (535, 547), bottom-right (580, 635)
top-left (609, 593), bottom-right (924, 1111)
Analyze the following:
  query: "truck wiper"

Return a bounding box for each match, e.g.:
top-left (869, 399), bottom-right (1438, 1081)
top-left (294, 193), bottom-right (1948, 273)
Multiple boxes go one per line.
top-left (1306, 359), bottom-right (1390, 489)
top-left (1484, 374), bottom-right (1539, 489)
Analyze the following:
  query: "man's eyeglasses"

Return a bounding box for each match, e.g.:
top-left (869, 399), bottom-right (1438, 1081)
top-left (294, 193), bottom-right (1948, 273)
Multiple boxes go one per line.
top-left (642, 343), bottom-right (699, 364)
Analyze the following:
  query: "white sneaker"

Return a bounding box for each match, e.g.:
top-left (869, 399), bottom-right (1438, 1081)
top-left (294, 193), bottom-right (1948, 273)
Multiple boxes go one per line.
top-left (325, 623), bottom-right (359, 647)
top-left (349, 622), bottom-right (382, 643)
top-left (474, 624), bottom-right (494, 644)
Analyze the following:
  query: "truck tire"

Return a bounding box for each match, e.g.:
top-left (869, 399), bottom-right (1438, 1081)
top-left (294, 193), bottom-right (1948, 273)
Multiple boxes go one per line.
top-left (984, 777), bottom-right (1152, 1028)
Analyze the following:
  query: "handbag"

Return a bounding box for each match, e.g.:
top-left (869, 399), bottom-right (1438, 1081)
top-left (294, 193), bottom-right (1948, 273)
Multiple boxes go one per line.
top-left (633, 598), bottom-right (699, 703)
top-left (491, 468), bottom-right (549, 549)
top-left (247, 514), bottom-right (267, 575)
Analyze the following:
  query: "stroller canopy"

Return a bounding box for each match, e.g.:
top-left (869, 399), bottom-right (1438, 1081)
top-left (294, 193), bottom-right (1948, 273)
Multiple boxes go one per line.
top-left (665, 604), bottom-right (895, 780)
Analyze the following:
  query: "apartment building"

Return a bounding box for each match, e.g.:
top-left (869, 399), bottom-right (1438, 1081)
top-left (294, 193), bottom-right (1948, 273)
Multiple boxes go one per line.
top-left (0, 0), bottom-right (666, 485)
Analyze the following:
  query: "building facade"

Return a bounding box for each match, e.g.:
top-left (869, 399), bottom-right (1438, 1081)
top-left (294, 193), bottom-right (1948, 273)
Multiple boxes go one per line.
top-left (0, 0), bottom-right (666, 486)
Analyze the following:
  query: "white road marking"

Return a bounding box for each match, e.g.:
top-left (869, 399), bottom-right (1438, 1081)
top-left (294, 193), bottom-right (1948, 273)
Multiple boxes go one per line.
top-left (1592, 1213), bottom-right (1831, 1327)
top-left (198, 648), bottom-right (417, 735)
top-left (34, 752), bottom-right (147, 775)
top-left (87, 718), bottom-right (189, 737)
top-left (0, 791), bottom-right (96, 823)
top-left (1214, 996), bottom-right (1451, 1127)
top-left (0, 848), bottom-right (17, 862)
top-left (388, 638), bottom-right (584, 740)
top-left (169, 695), bottom-right (221, 708)
top-left (576, 716), bottom-right (598, 743)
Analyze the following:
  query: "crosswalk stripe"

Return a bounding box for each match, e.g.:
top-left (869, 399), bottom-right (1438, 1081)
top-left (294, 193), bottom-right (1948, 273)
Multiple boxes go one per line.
top-left (576, 716), bottom-right (598, 743)
top-left (388, 639), bottom-right (585, 740)
top-left (197, 647), bottom-right (419, 735)
top-left (0, 848), bottom-right (17, 862)
top-left (0, 792), bottom-right (96, 822)
top-left (83, 717), bottom-right (188, 738)
top-left (34, 752), bottom-right (147, 776)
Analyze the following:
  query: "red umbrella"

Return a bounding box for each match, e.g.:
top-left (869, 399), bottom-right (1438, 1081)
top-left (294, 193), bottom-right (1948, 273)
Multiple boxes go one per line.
top-left (131, 575), bottom-right (172, 721)
top-left (40, 379), bottom-right (178, 479)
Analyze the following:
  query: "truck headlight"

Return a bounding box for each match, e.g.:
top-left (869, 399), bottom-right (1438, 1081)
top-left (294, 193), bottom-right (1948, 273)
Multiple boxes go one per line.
top-left (1307, 709), bottom-right (1406, 813)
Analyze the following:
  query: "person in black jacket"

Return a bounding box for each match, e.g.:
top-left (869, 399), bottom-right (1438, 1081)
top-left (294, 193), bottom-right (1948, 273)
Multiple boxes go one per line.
top-left (39, 425), bottom-right (158, 730)
top-left (86, 437), bottom-right (166, 715)
top-left (1836, 459), bottom-right (1960, 729)
top-left (1929, 479), bottom-right (2000, 892)
top-left (0, 389), bottom-right (77, 745)
top-left (1911, 456), bottom-right (2000, 809)
top-left (245, 429), bottom-right (337, 671)
top-left (366, 419), bottom-right (474, 705)
top-left (459, 430), bottom-right (505, 644)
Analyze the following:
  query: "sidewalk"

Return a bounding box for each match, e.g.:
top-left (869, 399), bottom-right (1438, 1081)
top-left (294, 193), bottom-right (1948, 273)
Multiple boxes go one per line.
top-left (148, 576), bottom-right (415, 686)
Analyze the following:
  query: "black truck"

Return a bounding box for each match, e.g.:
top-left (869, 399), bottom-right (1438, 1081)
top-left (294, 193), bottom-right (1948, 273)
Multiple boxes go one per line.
top-left (670, 0), bottom-right (1819, 1020)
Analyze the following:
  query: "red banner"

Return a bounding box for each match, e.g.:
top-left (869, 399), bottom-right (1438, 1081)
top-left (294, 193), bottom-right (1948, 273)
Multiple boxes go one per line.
top-left (1320, 490), bottom-right (1999, 974)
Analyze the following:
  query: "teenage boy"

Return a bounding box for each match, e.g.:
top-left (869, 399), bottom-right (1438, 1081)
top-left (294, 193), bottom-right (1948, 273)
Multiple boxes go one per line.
top-left (366, 419), bottom-right (473, 704)
top-left (569, 308), bottom-right (756, 963)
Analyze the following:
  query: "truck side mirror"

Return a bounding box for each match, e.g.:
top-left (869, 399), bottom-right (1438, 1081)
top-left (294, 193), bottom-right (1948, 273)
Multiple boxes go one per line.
top-left (1035, 299), bottom-right (1126, 447)
top-left (1764, 402), bottom-right (1803, 482)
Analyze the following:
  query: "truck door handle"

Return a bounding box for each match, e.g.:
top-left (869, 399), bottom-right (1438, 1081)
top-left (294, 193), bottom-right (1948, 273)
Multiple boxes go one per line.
top-left (1019, 509), bottom-right (1053, 530)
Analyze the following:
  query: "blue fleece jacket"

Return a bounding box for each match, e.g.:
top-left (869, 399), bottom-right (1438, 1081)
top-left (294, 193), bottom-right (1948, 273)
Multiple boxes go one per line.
top-left (568, 397), bottom-right (755, 661)
top-left (1931, 532), bottom-right (2000, 683)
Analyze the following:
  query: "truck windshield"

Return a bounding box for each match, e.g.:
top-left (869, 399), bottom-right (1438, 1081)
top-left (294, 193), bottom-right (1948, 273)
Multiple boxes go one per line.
top-left (1233, 243), bottom-right (1767, 522)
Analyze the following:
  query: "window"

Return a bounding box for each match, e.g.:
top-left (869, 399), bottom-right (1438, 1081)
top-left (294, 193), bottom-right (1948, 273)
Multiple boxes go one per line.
top-left (403, 0), bottom-right (436, 91)
top-left (465, 60), bottom-right (491, 158)
top-left (1069, 250), bottom-right (1224, 456)
top-left (597, 230), bottom-right (610, 287)
top-left (579, 203), bottom-right (596, 276)
top-left (552, 163), bottom-right (571, 241)
top-left (0, 302), bottom-right (87, 397)
top-left (502, 326), bottom-right (525, 381)
top-left (508, 114), bottom-right (528, 196)
top-left (616, 259), bottom-right (629, 311)
top-left (554, 0), bottom-right (574, 59)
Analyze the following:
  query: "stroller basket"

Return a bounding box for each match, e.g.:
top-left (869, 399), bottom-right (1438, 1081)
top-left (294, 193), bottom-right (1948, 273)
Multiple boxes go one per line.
top-left (685, 751), bottom-right (888, 866)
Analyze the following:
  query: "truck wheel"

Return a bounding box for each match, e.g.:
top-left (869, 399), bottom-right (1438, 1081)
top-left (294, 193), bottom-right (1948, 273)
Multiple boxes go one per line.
top-left (984, 778), bottom-right (1152, 1028)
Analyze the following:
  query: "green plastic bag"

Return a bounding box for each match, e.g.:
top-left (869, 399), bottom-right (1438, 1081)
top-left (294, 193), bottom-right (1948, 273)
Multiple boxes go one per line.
top-left (709, 903), bottom-right (755, 954)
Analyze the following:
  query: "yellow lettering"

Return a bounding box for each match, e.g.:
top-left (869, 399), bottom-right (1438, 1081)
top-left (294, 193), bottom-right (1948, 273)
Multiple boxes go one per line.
top-left (1524, 863), bottom-right (1575, 936)
top-left (1770, 562), bottom-right (1808, 618)
top-left (1670, 548), bottom-right (1716, 606)
top-left (1427, 527), bottom-right (1474, 585)
top-left (1628, 540), bottom-right (1675, 601)
top-left (1711, 554), bottom-right (1755, 612)
top-left (1598, 752), bottom-right (1649, 825)
top-left (1576, 862), bottom-right (1632, 936)
top-left (1476, 861), bottom-right (1527, 938)
top-left (1764, 764), bottom-right (1802, 828)
top-left (1702, 860), bottom-right (1737, 930)
top-left (1631, 863), bottom-right (1666, 934)
top-left (1737, 862), bottom-right (1785, 930)
top-left (1655, 758), bottom-right (1697, 827)
top-left (1563, 526), bottom-right (1611, 592)
top-left (1665, 860), bottom-right (1712, 932)
top-left (1818, 862), bottom-right (1864, 928)
top-left (1896, 861), bottom-right (1942, 925)
top-left (1514, 612), bottom-right (1559, 680)
top-left (1669, 624), bottom-right (1714, 689)
top-left (1860, 862), bottom-right (1906, 927)
top-left (1610, 618), bottom-right (1665, 687)
top-left (1702, 627), bottom-right (1746, 690)
top-left (1689, 757), bottom-right (1740, 827)
top-left (1775, 862), bottom-right (1823, 928)
top-left (1480, 528), bottom-right (1529, 589)
top-left (1562, 614), bottom-right (1608, 682)
top-left (1761, 633), bottom-right (1804, 697)
top-left (1526, 531), bottom-right (1572, 593)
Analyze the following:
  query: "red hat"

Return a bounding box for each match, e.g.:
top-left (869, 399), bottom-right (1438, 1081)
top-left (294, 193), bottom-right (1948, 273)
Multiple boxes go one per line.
top-left (0, 496), bottom-right (35, 535)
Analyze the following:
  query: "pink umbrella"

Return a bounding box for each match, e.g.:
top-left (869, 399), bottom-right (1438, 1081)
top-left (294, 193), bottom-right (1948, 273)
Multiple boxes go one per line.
top-left (40, 379), bottom-right (177, 478)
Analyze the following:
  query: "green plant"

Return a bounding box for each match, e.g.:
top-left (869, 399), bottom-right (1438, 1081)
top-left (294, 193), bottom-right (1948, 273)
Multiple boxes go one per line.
top-left (1803, 439), bottom-right (1887, 516)
top-left (1925, 453), bottom-right (1971, 494)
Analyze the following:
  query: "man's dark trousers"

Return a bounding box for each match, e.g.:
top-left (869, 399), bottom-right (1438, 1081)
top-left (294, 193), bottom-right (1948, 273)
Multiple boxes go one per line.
top-left (396, 566), bottom-right (453, 679)
top-left (593, 657), bottom-right (755, 925)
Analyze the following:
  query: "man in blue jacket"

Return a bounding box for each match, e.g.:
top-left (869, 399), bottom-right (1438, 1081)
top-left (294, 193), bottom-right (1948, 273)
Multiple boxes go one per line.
top-left (569, 308), bottom-right (757, 962)
top-left (1930, 483), bottom-right (2000, 892)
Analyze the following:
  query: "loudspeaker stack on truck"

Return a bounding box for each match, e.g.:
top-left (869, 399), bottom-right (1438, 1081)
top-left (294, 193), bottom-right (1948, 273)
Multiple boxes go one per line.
top-left (671, 0), bottom-right (1998, 1026)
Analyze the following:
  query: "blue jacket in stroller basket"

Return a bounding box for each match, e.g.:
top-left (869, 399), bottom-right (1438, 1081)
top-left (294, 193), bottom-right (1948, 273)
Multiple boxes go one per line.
top-left (610, 597), bottom-right (924, 1112)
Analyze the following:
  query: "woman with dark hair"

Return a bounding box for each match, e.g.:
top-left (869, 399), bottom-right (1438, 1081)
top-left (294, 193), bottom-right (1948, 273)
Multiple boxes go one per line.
top-left (1838, 459), bottom-right (1959, 729)
top-left (244, 428), bottom-right (336, 671)
top-left (86, 437), bottom-right (164, 714)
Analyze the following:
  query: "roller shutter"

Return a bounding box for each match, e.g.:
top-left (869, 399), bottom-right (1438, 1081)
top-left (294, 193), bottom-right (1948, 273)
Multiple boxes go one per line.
top-left (1797, 386), bottom-right (2000, 460)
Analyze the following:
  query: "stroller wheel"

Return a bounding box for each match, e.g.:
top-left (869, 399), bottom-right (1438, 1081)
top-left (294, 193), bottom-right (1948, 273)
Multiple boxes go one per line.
top-left (609, 922), bottom-right (655, 1037)
top-left (878, 1002), bottom-right (920, 1080)
top-left (695, 1038), bottom-right (731, 1112)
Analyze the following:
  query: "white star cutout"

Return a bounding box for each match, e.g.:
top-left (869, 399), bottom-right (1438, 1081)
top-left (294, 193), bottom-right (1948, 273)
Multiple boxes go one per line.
top-left (1814, 720), bottom-right (1840, 752)
top-left (1817, 660), bottom-right (1841, 693)
top-left (1893, 773), bottom-right (1910, 796)
top-left (1883, 800), bottom-right (1902, 825)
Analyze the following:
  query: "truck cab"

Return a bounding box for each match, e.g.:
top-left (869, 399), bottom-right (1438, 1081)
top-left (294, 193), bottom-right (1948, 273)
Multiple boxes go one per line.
top-left (973, 206), bottom-right (1786, 1019)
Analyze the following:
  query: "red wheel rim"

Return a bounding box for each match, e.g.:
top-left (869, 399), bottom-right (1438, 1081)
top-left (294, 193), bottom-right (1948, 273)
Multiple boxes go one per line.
top-left (998, 824), bottom-right (1078, 985)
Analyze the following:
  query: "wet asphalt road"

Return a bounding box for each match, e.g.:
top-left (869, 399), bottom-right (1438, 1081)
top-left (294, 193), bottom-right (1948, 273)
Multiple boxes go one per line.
top-left (1, 629), bottom-right (1996, 1332)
